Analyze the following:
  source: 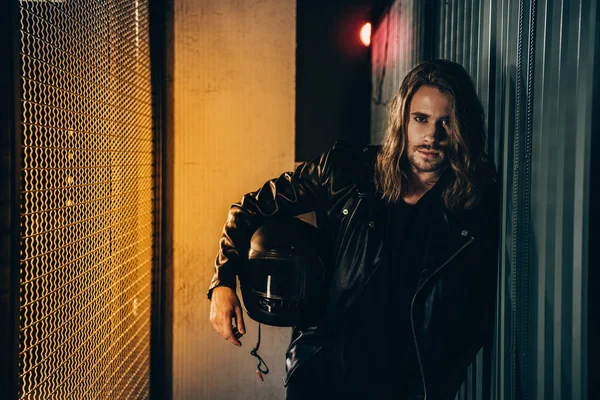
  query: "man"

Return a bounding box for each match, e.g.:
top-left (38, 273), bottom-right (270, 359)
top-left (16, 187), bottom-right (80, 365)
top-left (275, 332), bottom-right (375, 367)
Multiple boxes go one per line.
top-left (208, 59), bottom-right (500, 400)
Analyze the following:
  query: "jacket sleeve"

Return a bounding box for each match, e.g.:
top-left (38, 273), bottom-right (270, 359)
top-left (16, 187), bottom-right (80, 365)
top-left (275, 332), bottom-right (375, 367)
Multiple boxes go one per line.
top-left (206, 148), bottom-right (334, 300)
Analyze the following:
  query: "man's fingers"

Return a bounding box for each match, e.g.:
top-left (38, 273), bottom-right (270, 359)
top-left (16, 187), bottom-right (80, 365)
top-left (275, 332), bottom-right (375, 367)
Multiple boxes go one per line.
top-left (215, 312), bottom-right (242, 346)
top-left (222, 323), bottom-right (242, 347)
top-left (234, 306), bottom-right (246, 335)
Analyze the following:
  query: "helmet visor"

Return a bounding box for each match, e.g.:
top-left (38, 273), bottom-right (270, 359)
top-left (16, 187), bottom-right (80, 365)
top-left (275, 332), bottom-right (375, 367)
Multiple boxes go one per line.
top-left (245, 256), bottom-right (323, 300)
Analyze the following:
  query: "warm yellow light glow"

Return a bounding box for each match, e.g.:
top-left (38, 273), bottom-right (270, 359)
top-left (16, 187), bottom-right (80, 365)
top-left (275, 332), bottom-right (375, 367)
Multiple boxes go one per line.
top-left (360, 22), bottom-right (371, 47)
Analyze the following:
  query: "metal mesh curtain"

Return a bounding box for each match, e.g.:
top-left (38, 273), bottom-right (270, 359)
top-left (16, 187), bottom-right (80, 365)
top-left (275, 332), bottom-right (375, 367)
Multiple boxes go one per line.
top-left (18, 0), bottom-right (154, 398)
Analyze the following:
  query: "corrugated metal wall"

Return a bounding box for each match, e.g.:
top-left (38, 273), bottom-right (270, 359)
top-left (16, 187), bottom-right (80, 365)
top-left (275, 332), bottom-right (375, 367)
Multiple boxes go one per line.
top-left (371, 0), bottom-right (599, 399)
top-left (527, 0), bottom-right (596, 398)
top-left (490, 0), bottom-right (537, 397)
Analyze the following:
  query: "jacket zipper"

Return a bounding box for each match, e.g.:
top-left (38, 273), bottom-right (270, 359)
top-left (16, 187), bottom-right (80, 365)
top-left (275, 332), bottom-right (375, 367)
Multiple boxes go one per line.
top-left (410, 236), bottom-right (475, 400)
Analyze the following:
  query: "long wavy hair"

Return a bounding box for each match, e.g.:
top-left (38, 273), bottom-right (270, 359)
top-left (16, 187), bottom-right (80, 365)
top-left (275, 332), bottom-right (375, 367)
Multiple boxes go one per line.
top-left (374, 59), bottom-right (496, 210)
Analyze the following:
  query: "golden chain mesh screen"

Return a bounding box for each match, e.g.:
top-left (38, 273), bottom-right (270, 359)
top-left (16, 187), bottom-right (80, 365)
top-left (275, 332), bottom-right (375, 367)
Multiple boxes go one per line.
top-left (19, 0), bottom-right (154, 398)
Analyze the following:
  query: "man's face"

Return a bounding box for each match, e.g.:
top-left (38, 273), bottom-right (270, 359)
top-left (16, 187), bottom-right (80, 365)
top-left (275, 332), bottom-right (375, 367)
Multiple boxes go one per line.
top-left (406, 85), bottom-right (453, 174)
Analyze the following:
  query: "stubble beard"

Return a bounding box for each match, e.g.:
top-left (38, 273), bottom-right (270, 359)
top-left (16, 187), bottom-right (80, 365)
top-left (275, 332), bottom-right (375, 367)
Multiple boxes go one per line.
top-left (407, 146), bottom-right (447, 173)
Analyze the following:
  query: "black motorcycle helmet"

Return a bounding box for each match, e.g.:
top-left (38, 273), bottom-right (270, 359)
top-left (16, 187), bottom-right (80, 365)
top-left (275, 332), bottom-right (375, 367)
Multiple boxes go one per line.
top-left (239, 216), bottom-right (328, 327)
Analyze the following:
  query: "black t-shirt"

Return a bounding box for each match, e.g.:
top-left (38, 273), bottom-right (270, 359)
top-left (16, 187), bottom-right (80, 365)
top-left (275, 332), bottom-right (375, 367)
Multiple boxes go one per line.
top-left (330, 186), bottom-right (442, 396)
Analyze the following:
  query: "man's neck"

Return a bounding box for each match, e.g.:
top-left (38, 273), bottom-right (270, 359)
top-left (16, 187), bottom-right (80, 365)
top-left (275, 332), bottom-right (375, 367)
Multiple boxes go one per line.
top-left (402, 171), bottom-right (441, 205)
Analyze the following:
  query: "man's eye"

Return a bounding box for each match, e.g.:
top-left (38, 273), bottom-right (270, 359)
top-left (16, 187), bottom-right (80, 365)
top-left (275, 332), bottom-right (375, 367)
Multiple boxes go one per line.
top-left (441, 119), bottom-right (451, 126)
top-left (415, 116), bottom-right (426, 123)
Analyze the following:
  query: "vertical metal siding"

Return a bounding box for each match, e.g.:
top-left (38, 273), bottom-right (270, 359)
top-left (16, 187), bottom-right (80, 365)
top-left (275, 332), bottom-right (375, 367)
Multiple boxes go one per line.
top-left (589, 9), bottom-right (600, 397)
top-left (529, 0), bottom-right (597, 398)
top-left (492, 4), bottom-right (521, 398)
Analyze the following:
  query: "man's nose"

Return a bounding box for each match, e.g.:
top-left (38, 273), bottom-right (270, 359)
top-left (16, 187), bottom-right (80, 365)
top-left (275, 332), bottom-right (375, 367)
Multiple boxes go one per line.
top-left (423, 123), bottom-right (440, 143)
top-left (423, 127), bottom-right (435, 143)
top-left (425, 121), bottom-right (447, 143)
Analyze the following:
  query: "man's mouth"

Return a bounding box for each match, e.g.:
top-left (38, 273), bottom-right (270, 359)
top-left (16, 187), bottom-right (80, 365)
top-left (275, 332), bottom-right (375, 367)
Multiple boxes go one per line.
top-left (417, 149), bottom-right (441, 158)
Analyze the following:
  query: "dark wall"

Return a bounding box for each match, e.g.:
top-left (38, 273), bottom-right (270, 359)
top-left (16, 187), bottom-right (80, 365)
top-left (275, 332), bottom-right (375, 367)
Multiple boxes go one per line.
top-left (0, 0), bottom-right (20, 397)
top-left (295, 0), bottom-right (374, 162)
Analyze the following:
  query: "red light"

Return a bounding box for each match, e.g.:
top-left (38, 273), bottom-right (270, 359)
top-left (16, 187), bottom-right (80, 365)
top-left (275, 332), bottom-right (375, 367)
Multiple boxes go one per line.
top-left (360, 22), bottom-right (371, 47)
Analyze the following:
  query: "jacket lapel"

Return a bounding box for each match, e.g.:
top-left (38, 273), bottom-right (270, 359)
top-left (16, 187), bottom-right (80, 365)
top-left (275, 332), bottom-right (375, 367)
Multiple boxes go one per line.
top-left (420, 204), bottom-right (475, 288)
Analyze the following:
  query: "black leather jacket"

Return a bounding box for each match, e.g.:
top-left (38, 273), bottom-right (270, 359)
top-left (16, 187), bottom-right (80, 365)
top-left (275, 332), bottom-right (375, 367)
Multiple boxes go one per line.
top-left (208, 142), bottom-right (500, 400)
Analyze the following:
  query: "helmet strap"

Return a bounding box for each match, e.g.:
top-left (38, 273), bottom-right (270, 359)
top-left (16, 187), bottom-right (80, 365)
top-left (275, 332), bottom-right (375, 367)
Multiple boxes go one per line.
top-left (250, 323), bottom-right (269, 381)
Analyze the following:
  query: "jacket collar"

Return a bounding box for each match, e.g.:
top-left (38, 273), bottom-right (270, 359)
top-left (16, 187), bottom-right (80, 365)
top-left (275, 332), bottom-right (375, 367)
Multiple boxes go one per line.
top-left (378, 177), bottom-right (475, 278)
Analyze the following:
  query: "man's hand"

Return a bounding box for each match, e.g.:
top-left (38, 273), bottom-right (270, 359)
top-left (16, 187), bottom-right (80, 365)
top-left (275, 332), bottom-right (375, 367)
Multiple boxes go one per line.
top-left (209, 286), bottom-right (246, 347)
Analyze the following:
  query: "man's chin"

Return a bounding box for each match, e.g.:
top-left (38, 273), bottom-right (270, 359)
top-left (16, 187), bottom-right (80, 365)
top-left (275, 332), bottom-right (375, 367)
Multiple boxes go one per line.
top-left (410, 160), bottom-right (445, 173)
